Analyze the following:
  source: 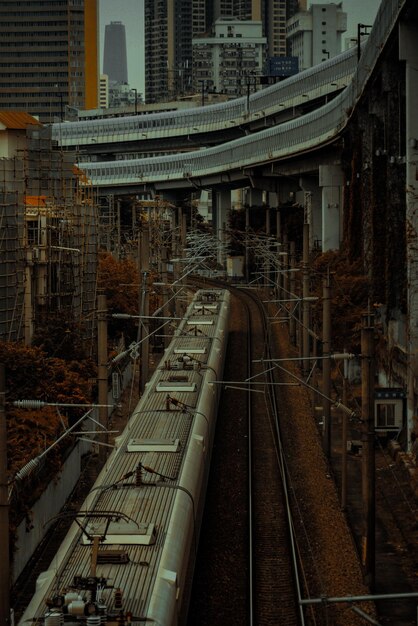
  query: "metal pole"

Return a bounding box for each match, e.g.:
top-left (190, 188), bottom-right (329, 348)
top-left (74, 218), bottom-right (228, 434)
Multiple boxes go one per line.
top-left (302, 223), bottom-right (310, 373)
top-left (322, 274), bottom-right (331, 457)
top-left (341, 373), bottom-right (348, 510)
top-left (0, 364), bottom-right (10, 626)
top-left (161, 245), bottom-right (170, 347)
top-left (361, 315), bottom-right (375, 589)
top-left (97, 294), bottom-right (108, 462)
top-left (289, 241), bottom-right (296, 343)
top-left (245, 205), bottom-right (250, 283)
top-left (140, 228), bottom-right (150, 394)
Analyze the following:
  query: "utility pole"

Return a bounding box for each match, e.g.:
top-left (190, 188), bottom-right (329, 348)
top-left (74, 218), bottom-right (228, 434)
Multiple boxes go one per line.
top-left (0, 364), bottom-right (10, 626)
top-left (289, 241), bottom-right (296, 344)
top-left (341, 360), bottom-right (348, 511)
top-left (139, 227), bottom-right (150, 394)
top-left (302, 223), bottom-right (310, 373)
top-left (361, 314), bottom-right (375, 589)
top-left (245, 206), bottom-right (250, 283)
top-left (97, 293), bottom-right (108, 463)
top-left (322, 273), bottom-right (331, 456)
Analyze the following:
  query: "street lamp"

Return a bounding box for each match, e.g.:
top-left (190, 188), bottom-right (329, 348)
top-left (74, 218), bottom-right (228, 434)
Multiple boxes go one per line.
top-left (199, 80), bottom-right (206, 107)
top-left (357, 23), bottom-right (372, 62)
top-left (132, 88), bottom-right (138, 114)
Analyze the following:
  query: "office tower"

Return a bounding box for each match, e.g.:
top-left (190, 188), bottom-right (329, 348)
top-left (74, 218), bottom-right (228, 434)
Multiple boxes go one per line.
top-left (145, 0), bottom-right (210, 103)
top-left (103, 22), bottom-right (128, 85)
top-left (0, 0), bottom-right (99, 123)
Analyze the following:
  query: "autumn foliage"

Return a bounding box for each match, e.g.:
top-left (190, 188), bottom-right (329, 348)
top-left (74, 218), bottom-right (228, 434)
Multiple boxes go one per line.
top-left (98, 251), bottom-right (140, 341)
top-left (2, 341), bottom-right (94, 478)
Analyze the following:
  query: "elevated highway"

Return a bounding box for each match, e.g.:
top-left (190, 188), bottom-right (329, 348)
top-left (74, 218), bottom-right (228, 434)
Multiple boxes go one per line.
top-left (58, 0), bottom-right (409, 201)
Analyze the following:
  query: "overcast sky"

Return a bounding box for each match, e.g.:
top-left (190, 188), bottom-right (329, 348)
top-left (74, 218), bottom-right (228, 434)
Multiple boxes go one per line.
top-left (99, 0), bottom-right (382, 98)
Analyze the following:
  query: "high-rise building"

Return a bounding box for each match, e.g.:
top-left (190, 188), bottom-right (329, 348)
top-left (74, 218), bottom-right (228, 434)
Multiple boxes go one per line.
top-left (287, 2), bottom-right (347, 70)
top-left (0, 0), bottom-right (99, 123)
top-left (144, 0), bottom-right (307, 104)
top-left (103, 21), bottom-right (128, 85)
top-left (145, 0), bottom-right (211, 103)
top-left (193, 18), bottom-right (266, 97)
top-left (211, 1), bottom-right (307, 64)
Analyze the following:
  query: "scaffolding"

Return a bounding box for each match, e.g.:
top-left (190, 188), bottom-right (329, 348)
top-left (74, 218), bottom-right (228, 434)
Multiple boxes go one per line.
top-left (0, 124), bottom-right (99, 346)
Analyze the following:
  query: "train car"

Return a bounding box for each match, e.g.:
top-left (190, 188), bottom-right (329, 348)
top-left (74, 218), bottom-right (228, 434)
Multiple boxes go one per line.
top-left (18, 288), bottom-right (230, 626)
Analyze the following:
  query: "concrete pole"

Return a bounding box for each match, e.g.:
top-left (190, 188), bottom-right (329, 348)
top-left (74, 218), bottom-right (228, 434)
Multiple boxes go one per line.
top-left (361, 316), bottom-right (375, 590)
top-left (341, 374), bottom-right (348, 511)
top-left (302, 223), bottom-right (310, 374)
top-left (289, 241), bottom-right (296, 344)
top-left (0, 364), bottom-right (10, 626)
top-left (245, 205), bottom-right (250, 283)
top-left (161, 245), bottom-right (170, 347)
top-left (140, 228), bottom-right (150, 394)
top-left (282, 251), bottom-right (289, 308)
top-left (322, 275), bottom-right (331, 457)
top-left (97, 293), bottom-right (108, 463)
top-left (276, 208), bottom-right (281, 243)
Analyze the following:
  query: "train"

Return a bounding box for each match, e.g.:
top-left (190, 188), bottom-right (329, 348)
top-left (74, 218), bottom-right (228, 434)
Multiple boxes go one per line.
top-left (18, 288), bottom-right (230, 626)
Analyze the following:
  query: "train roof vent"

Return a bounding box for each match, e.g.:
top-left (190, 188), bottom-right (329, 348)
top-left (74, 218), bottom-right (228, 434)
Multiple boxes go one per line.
top-left (193, 304), bottom-right (218, 312)
top-left (97, 549), bottom-right (129, 564)
top-left (127, 438), bottom-right (180, 452)
top-left (82, 522), bottom-right (156, 546)
top-left (174, 347), bottom-right (206, 355)
top-left (186, 319), bottom-right (214, 326)
top-left (156, 381), bottom-right (197, 392)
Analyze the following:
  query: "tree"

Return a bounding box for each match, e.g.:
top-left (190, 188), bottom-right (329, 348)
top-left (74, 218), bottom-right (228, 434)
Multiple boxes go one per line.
top-left (98, 251), bottom-right (140, 342)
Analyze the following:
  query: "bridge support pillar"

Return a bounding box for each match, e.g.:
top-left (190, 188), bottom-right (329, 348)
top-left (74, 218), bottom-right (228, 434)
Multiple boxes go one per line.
top-left (319, 164), bottom-right (343, 251)
top-left (299, 176), bottom-right (322, 250)
top-left (245, 187), bottom-right (263, 208)
top-left (400, 20), bottom-right (418, 438)
top-left (213, 189), bottom-right (231, 269)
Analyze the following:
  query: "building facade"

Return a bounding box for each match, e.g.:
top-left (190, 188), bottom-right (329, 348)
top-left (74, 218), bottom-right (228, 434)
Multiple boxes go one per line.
top-left (0, 0), bottom-right (99, 122)
top-left (193, 18), bottom-right (266, 98)
top-left (145, 0), bottom-right (211, 103)
top-left (286, 2), bottom-right (347, 70)
top-left (144, 0), bottom-right (309, 103)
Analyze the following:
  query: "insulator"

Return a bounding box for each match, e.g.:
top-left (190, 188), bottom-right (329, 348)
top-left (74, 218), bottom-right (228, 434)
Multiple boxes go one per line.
top-left (64, 592), bottom-right (81, 605)
top-left (44, 612), bottom-right (64, 626)
top-left (15, 458), bottom-right (40, 482)
top-left (114, 588), bottom-right (123, 610)
top-left (87, 616), bottom-right (101, 626)
top-left (97, 604), bottom-right (107, 626)
top-left (13, 399), bottom-right (46, 409)
top-left (68, 600), bottom-right (85, 616)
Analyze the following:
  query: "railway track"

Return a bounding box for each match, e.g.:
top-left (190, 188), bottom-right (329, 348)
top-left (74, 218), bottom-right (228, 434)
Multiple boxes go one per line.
top-left (188, 283), bottom-right (300, 625)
